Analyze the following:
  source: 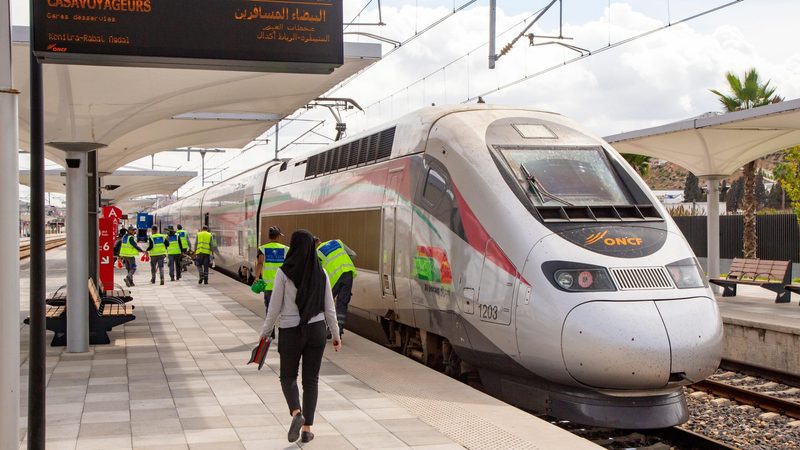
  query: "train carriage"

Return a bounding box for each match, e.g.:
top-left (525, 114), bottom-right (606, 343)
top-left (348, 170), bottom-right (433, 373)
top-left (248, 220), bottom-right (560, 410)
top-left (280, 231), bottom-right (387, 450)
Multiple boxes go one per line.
top-left (153, 105), bottom-right (723, 428)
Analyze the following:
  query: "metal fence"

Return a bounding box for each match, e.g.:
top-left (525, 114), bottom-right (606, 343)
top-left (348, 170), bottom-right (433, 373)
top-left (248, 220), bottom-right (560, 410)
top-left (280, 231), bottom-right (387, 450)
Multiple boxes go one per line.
top-left (672, 214), bottom-right (800, 263)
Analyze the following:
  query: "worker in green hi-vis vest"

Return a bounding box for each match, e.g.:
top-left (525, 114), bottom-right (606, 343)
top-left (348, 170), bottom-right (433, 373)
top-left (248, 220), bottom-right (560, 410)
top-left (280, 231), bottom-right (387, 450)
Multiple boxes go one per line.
top-left (256, 226), bottom-right (289, 315)
top-left (116, 225), bottom-right (146, 287)
top-left (194, 225), bottom-right (216, 285)
top-left (147, 225), bottom-right (170, 285)
top-left (315, 238), bottom-right (357, 337)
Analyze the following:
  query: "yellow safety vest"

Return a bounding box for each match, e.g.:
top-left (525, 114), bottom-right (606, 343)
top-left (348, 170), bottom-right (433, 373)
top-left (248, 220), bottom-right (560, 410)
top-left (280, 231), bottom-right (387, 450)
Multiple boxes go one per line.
top-left (317, 239), bottom-right (357, 287)
top-left (119, 235), bottom-right (139, 257)
top-left (149, 233), bottom-right (167, 256)
top-left (167, 234), bottom-right (181, 255)
top-left (259, 242), bottom-right (289, 290)
top-left (177, 229), bottom-right (189, 250)
top-left (196, 231), bottom-right (213, 255)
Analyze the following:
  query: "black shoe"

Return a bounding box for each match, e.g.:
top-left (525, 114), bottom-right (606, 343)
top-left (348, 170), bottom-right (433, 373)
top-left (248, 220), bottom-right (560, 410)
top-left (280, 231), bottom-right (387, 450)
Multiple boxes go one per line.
top-left (130, 280), bottom-right (135, 286)
top-left (177, 276), bottom-right (181, 281)
top-left (288, 413), bottom-right (304, 442)
top-left (123, 277), bottom-right (131, 287)
top-left (170, 277), bottom-right (175, 281)
top-left (204, 279), bottom-right (208, 285)
top-left (160, 279), bottom-right (164, 285)
top-left (301, 431), bottom-right (314, 443)
top-left (198, 279), bottom-right (203, 285)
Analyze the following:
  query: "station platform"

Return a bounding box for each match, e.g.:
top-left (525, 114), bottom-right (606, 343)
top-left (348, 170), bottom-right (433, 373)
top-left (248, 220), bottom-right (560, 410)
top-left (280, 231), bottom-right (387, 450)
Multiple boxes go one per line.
top-left (715, 285), bottom-right (800, 374)
top-left (17, 247), bottom-right (599, 450)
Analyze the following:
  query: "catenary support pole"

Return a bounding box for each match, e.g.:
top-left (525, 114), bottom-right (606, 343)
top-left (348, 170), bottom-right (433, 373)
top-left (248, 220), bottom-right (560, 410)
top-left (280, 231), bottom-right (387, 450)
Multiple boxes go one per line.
top-left (706, 178), bottom-right (721, 293)
top-left (66, 151), bottom-right (89, 352)
top-left (87, 150), bottom-right (98, 282)
top-left (488, 0), bottom-right (496, 69)
top-left (0, 1), bottom-right (21, 447)
top-left (28, 38), bottom-right (46, 450)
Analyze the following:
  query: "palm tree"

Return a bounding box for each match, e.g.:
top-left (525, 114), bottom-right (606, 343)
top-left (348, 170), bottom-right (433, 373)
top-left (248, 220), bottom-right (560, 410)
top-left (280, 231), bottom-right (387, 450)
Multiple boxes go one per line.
top-left (621, 153), bottom-right (651, 176)
top-left (710, 69), bottom-right (780, 259)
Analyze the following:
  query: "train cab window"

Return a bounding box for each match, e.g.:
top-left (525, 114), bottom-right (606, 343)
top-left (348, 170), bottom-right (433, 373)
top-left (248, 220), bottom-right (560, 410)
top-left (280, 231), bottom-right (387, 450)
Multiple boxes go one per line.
top-left (501, 147), bottom-right (635, 207)
top-left (418, 161), bottom-right (466, 240)
top-left (422, 168), bottom-right (447, 207)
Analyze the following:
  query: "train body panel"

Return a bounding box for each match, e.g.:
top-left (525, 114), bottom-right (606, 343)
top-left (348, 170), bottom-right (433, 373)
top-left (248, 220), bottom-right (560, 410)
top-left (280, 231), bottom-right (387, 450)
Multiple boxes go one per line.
top-left (152, 105), bottom-right (723, 429)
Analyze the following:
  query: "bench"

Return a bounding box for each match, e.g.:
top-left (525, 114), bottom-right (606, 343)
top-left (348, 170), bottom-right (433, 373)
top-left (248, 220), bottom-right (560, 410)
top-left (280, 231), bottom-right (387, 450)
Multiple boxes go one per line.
top-left (25, 279), bottom-right (136, 346)
top-left (87, 279), bottom-right (136, 345)
top-left (45, 281), bottom-right (134, 306)
top-left (709, 258), bottom-right (792, 303)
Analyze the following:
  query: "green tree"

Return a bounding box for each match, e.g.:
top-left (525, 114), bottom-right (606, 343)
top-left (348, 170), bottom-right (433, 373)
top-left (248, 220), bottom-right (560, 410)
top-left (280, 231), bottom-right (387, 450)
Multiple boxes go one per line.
top-left (774, 146), bottom-right (800, 220)
top-left (755, 171), bottom-right (768, 209)
top-left (766, 181), bottom-right (786, 210)
top-left (683, 173), bottom-right (706, 202)
top-left (710, 68), bottom-right (780, 259)
top-left (621, 153), bottom-right (651, 176)
top-left (726, 177), bottom-right (744, 213)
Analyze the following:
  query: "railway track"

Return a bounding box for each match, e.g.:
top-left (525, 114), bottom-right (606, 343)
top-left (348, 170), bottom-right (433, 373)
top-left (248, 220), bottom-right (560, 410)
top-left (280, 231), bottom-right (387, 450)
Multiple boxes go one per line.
top-left (691, 360), bottom-right (800, 421)
top-left (719, 359), bottom-right (800, 388)
top-left (19, 236), bottom-right (67, 259)
top-left (550, 419), bottom-right (740, 449)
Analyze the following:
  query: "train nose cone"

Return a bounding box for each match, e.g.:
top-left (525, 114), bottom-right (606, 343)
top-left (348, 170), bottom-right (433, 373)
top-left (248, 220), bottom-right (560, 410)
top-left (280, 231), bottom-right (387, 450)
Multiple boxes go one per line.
top-left (561, 297), bottom-right (722, 389)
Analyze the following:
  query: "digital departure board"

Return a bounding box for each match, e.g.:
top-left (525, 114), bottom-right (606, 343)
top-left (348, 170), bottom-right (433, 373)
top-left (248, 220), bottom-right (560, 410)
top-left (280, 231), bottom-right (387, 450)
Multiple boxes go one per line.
top-left (32, 0), bottom-right (343, 73)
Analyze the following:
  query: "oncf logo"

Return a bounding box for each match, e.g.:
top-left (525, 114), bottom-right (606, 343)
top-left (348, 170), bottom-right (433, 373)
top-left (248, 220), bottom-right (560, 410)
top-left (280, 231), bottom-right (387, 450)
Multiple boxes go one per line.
top-left (585, 230), bottom-right (643, 247)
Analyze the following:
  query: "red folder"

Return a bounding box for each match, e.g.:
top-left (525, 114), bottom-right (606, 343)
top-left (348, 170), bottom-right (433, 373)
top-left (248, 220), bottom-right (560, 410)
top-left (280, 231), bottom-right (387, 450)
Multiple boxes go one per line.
top-left (248, 337), bottom-right (271, 370)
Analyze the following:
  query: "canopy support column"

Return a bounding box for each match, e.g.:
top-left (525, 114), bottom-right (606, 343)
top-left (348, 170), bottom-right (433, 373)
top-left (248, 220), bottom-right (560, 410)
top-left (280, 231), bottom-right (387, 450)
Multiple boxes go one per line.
top-left (705, 177), bottom-right (722, 293)
top-left (66, 151), bottom-right (89, 352)
top-left (0, 0), bottom-right (20, 446)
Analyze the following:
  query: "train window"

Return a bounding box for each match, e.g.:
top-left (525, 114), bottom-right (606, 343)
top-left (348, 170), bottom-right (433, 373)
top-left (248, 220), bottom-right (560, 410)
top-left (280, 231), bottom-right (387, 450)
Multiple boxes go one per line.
top-left (501, 147), bottom-right (634, 207)
top-left (423, 168), bottom-right (447, 207)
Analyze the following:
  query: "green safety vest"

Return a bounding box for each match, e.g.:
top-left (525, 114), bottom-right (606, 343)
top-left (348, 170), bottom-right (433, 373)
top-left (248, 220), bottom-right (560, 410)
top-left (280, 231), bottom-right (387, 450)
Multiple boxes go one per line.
top-left (259, 242), bottom-right (289, 291)
top-left (317, 239), bottom-right (357, 287)
top-left (149, 233), bottom-right (167, 256)
top-left (119, 235), bottom-right (139, 257)
top-left (177, 229), bottom-right (189, 250)
top-left (167, 234), bottom-right (181, 255)
top-left (196, 231), bottom-right (213, 255)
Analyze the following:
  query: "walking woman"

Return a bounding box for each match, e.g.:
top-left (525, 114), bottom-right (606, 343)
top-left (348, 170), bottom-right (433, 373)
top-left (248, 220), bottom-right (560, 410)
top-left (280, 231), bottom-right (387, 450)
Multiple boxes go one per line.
top-left (259, 229), bottom-right (342, 443)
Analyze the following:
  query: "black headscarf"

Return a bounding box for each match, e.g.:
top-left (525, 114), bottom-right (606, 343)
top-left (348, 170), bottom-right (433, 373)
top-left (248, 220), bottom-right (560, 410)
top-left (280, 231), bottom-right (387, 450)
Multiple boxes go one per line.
top-left (280, 229), bottom-right (326, 324)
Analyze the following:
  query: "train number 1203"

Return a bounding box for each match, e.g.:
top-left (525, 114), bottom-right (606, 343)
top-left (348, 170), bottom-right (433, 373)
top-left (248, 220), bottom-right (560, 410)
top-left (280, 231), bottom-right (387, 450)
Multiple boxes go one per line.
top-left (479, 304), bottom-right (498, 320)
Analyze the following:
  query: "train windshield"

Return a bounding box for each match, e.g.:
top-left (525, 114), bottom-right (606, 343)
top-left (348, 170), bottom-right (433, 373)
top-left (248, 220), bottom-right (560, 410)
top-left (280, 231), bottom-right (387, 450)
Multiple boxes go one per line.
top-left (500, 147), bottom-right (634, 206)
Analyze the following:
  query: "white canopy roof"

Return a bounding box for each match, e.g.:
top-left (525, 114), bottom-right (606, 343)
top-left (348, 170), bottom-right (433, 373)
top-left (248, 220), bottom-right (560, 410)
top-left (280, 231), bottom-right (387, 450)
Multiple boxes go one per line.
top-left (19, 169), bottom-right (196, 208)
top-left (11, 26), bottom-right (381, 173)
top-left (605, 98), bottom-right (800, 177)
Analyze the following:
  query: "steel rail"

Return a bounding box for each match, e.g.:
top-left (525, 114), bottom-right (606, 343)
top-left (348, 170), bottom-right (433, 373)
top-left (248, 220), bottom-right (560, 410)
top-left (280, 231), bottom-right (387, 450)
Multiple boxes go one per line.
top-left (719, 359), bottom-right (800, 388)
top-left (692, 379), bottom-right (800, 420)
top-left (19, 237), bottom-right (66, 259)
top-left (648, 426), bottom-right (741, 450)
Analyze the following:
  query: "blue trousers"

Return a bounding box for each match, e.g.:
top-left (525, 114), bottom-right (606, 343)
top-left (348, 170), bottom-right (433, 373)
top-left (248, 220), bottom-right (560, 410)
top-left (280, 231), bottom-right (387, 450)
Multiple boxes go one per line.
top-left (196, 254), bottom-right (211, 282)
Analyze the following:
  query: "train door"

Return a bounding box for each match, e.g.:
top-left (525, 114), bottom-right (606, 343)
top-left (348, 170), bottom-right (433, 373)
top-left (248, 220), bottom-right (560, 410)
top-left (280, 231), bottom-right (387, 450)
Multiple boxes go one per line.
top-left (477, 240), bottom-right (515, 326)
top-left (381, 169), bottom-right (403, 310)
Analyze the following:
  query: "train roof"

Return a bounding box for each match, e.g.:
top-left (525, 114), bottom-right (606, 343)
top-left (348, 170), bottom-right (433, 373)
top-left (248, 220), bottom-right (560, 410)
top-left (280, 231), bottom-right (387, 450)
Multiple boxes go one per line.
top-left (168, 104), bottom-right (562, 204)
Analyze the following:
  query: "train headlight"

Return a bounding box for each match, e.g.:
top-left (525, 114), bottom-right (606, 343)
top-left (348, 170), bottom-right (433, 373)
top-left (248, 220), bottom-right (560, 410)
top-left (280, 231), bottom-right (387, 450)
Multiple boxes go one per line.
top-left (553, 269), bottom-right (615, 292)
top-left (666, 258), bottom-right (708, 289)
top-left (556, 272), bottom-right (574, 289)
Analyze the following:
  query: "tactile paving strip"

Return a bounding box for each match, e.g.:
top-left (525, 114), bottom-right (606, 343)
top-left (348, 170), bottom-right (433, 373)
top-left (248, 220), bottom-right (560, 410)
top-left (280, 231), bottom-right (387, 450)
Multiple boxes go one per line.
top-left (330, 342), bottom-right (543, 449)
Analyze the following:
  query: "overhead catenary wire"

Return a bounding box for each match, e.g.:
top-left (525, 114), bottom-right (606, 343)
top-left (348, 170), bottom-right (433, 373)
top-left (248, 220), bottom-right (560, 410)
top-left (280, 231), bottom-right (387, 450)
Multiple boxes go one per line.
top-left (467, 0), bottom-right (744, 103)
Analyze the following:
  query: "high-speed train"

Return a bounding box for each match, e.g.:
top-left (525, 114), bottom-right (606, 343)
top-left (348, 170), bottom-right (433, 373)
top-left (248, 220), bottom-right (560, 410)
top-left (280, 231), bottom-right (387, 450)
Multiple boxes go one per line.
top-left (154, 105), bottom-right (723, 429)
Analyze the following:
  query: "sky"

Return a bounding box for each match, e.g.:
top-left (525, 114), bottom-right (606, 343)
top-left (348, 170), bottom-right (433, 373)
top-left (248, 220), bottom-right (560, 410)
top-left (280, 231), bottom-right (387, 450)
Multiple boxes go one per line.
top-left (12, 0), bottom-right (800, 204)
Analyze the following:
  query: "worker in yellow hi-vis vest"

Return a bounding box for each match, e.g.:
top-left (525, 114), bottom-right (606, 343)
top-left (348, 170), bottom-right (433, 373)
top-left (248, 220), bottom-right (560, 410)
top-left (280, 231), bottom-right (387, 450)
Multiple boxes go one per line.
top-left (256, 226), bottom-right (289, 315)
top-left (147, 225), bottom-right (170, 285)
top-left (194, 225), bottom-right (216, 285)
top-left (316, 238), bottom-right (357, 337)
top-left (116, 225), bottom-right (146, 287)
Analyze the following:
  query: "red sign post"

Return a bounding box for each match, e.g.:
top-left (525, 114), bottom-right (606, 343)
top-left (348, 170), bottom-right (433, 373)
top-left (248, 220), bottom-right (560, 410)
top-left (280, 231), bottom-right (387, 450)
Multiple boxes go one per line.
top-left (99, 206), bottom-right (123, 291)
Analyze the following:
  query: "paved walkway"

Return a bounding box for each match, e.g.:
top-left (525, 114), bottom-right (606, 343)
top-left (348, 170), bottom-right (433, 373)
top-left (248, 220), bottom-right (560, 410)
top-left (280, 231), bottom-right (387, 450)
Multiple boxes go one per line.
top-left (17, 248), bottom-right (598, 450)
